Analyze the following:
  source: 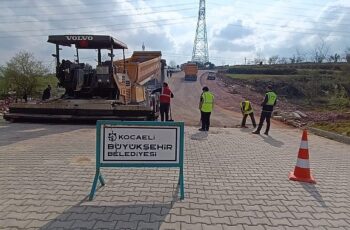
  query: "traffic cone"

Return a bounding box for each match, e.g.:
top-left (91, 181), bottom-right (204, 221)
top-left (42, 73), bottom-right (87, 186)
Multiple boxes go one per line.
top-left (289, 129), bottom-right (316, 184)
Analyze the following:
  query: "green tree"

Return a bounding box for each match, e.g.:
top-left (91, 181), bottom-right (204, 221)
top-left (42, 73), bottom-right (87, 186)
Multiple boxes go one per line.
top-left (169, 60), bottom-right (177, 68)
top-left (3, 51), bottom-right (49, 99)
top-left (268, 55), bottom-right (279, 65)
top-left (346, 47), bottom-right (350, 63)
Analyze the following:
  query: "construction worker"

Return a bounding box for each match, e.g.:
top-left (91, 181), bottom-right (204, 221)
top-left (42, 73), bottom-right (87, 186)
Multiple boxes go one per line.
top-left (240, 100), bottom-right (256, 128)
top-left (253, 85), bottom-right (277, 135)
top-left (199, 86), bottom-right (214, 131)
top-left (152, 82), bottom-right (174, 121)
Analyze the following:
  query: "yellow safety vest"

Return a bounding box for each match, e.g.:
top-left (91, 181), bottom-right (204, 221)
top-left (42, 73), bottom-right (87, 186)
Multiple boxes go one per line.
top-left (201, 91), bottom-right (214, 112)
top-left (266, 91), bottom-right (277, 105)
top-left (240, 101), bottom-right (253, 115)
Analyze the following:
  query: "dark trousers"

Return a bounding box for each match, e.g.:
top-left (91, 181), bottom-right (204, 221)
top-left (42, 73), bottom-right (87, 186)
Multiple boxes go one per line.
top-left (159, 103), bottom-right (170, 121)
top-left (256, 111), bottom-right (272, 133)
top-left (201, 111), bottom-right (211, 131)
top-left (241, 112), bottom-right (256, 127)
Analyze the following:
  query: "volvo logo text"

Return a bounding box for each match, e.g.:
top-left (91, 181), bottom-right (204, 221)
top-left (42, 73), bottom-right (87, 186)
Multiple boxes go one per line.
top-left (66, 36), bottom-right (93, 41)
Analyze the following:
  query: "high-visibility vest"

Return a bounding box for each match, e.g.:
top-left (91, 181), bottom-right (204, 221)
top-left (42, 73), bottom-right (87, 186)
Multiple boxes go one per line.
top-left (160, 86), bottom-right (172, 103)
top-left (201, 91), bottom-right (214, 112)
top-left (240, 100), bottom-right (253, 115)
top-left (266, 91), bottom-right (277, 105)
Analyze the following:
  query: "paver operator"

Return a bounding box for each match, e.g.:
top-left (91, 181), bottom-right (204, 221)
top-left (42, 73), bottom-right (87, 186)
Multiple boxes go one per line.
top-left (152, 82), bottom-right (174, 121)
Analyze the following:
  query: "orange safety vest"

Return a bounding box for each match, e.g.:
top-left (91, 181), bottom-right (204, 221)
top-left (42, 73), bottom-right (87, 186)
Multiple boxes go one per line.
top-left (160, 86), bottom-right (172, 104)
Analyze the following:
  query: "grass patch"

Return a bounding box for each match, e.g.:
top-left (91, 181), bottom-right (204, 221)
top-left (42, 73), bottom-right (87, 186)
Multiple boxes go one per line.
top-left (312, 121), bottom-right (350, 137)
top-left (226, 74), bottom-right (298, 80)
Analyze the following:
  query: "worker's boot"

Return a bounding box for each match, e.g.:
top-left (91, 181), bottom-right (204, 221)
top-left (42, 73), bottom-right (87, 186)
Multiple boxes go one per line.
top-left (252, 125), bottom-right (262, 134)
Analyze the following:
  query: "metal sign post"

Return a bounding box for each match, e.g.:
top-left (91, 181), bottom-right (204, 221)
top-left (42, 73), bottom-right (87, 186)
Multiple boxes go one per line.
top-left (89, 120), bottom-right (185, 200)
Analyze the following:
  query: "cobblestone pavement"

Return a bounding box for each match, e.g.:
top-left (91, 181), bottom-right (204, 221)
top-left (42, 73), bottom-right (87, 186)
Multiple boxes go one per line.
top-left (0, 122), bottom-right (349, 230)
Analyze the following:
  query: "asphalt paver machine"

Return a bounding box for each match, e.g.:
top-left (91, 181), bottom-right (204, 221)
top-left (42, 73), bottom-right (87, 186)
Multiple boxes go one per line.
top-left (4, 35), bottom-right (165, 122)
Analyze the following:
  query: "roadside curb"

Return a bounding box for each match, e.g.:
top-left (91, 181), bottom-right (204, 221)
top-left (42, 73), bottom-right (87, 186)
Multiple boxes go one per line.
top-left (308, 127), bottom-right (350, 145)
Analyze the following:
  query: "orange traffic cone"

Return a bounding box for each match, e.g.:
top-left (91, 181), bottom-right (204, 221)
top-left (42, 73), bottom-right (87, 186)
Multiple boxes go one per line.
top-left (289, 129), bottom-right (316, 184)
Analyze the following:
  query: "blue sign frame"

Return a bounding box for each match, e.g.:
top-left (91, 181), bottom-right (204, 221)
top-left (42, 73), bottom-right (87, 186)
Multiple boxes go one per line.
top-left (89, 120), bottom-right (185, 200)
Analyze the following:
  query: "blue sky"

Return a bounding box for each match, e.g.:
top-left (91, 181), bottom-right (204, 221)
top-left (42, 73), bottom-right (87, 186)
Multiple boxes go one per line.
top-left (0, 0), bottom-right (349, 69)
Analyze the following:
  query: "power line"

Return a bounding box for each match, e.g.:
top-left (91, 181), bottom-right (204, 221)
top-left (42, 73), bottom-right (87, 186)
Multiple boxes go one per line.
top-left (0, 18), bottom-right (347, 39)
top-left (0, 2), bottom-right (196, 17)
top-left (0, 7), bottom-right (197, 25)
top-left (206, 2), bottom-right (349, 21)
top-left (0, 15), bottom-right (196, 34)
top-left (0, 19), bottom-right (196, 39)
top-left (0, 0), bottom-right (156, 9)
top-left (208, 0), bottom-right (349, 14)
top-left (256, 22), bottom-right (350, 34)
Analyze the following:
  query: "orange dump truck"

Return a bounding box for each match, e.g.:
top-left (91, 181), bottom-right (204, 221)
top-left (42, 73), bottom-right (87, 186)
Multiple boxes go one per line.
top-left (114, 51), bottom-right (163, 104)
top-left (184, 63), bottom-right (198, 81)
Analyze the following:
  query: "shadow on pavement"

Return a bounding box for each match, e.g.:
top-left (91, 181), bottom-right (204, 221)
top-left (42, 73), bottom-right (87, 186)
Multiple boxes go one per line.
top-left (301, 183), bottom-right (327, 207)
top-left (0, 121), bottom-right (93, 147)
top-left (190, 131), bottom-right (208, 140)
top-left (239, 127), bottom-right (253, 133)
top-left (261, 135), bottom-right (284, 148)
top-left (40, 203), bottom-right (171, 230)
top-left (40, 184), bottom-right (180, 229)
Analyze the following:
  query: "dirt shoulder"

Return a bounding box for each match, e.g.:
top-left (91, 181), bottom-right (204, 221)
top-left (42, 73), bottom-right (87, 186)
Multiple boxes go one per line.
top-left (219, 73), bottom-right (350, 133)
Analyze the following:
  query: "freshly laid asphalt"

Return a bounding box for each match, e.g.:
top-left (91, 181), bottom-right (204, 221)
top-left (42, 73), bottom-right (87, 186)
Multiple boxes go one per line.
top-left (0, 122), bottom-right (349, 230)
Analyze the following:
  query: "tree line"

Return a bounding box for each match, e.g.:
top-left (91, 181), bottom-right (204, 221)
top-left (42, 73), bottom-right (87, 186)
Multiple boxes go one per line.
top-left (0, 51), bottom-right (56, 100)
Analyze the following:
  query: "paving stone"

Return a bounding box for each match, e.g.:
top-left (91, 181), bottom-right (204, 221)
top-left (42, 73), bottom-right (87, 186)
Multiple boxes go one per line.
top-left (46, 220), bottom-right (75, 229)
top-left (181, 222), bottom-right (202, 230)
top-left (5, 212), bottom-right (30, 219)
top-left (229, 217), bottom-right (251, 225)
top-left (23, 220), bottom-right (49, 228)
top-left (308, 218), bottom-right (332, 227)
top-left (109, 213), bottom-right (130, 221)
top-left (171, 214), bottom-right (190, 223)
top-left (248, 217), bottom-right (271, 225)
top-left (191, 215), bottom-right (212, 224)
top-left (130, 214), bottom-right (150, 222)
top-left (236, 211), bottom-right (256, 218)
top-left (218, 210), bottom-right (237, 218)
top-left (222, 225), bottom-right (245, 230)
top-left (200, 210), bottom-right (219, 217)
top-left (148, 214), bottom-right (167, 222)
top-left (287, 218), bottom-right (312, 227)
top-left (159, 222), bottom-right (181, 230)
top-left (202, 224), bottom-right (224, 230)
top-left (137, 221), bottom-right (160, 230)
top-left (142, 206), bottom-right (162, 215)
top-left (327, 219), bottom-right (350, 228)
top-left (70, 220), bottom-right (97, 229)
top-left (93, 220), bottom-right (117, 229)
top-left (210, 217), bottom-right (231, 225)
top-left (0, 125), bottom-right (349, 230)
top-left (115, 221), bottom-right (139, 229)
top-left (0, 218), bottom-right (31, 228)
top-left (269, 218), bottom-right (297, 226)
top-left (242, 225), bottom-right (265, 230)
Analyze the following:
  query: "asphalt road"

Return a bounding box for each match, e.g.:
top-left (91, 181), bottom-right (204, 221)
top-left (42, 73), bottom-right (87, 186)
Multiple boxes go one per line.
top-left (167, 71), bottom-right (243, 128)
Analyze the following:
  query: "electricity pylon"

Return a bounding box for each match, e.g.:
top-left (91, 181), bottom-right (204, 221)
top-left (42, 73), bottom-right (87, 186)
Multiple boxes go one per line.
top-left (192, 0), bottom-right (209, 64)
